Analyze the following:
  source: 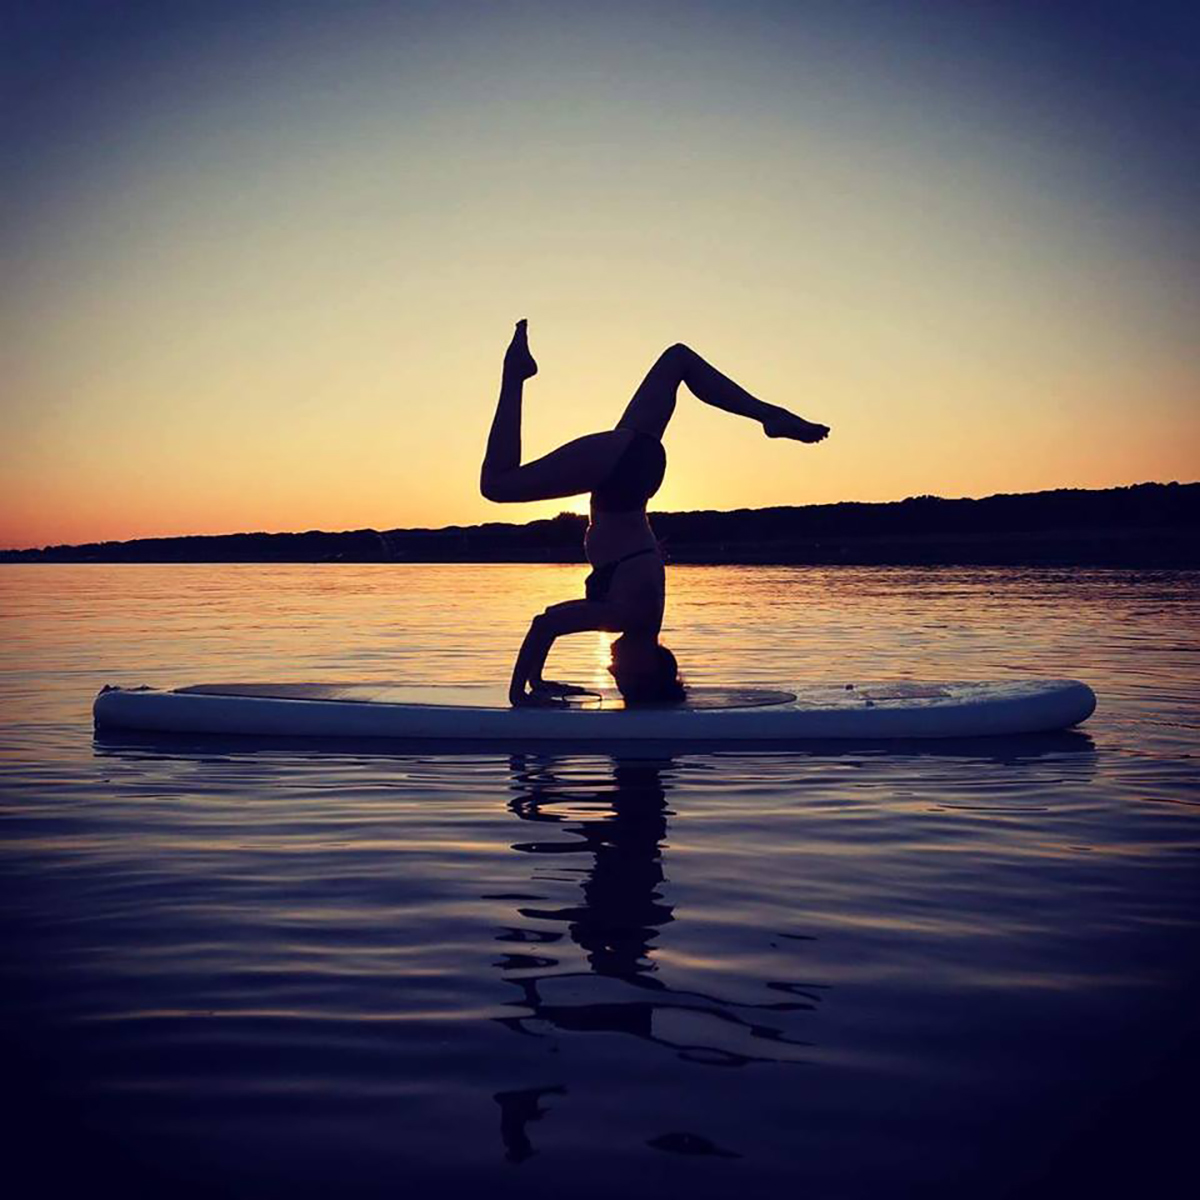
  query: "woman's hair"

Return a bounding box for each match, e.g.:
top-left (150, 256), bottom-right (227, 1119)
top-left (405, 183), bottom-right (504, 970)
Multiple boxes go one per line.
top-left (616, 642), bottom-right (687, 707)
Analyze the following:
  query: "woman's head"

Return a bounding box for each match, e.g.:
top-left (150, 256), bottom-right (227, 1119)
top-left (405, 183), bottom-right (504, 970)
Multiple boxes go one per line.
top-left (608, 634), bottom-right (686, 706)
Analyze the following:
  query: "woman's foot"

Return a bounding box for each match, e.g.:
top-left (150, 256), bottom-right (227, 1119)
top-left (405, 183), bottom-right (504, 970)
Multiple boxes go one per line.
top-left (762, 407), bottom-right (829, 443)
top-left (504, 318), bottom-right (539, 381)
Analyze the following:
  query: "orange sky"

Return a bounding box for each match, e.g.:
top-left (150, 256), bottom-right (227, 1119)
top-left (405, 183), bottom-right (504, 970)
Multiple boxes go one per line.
top-left (3, 2), bottom-right (1198, 550)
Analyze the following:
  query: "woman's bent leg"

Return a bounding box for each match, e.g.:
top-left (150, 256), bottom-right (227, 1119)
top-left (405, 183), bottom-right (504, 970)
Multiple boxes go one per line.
top-left (481, 320), bottom-right (536, 486)
top-left (482, 372), bottom-right (525, 482)
top-left (481, 322), bottom-right (627, 503)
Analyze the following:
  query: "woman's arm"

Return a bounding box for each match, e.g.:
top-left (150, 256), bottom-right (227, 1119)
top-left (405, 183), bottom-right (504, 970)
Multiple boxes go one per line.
top-left (509, 600), bottom-right (621, 705)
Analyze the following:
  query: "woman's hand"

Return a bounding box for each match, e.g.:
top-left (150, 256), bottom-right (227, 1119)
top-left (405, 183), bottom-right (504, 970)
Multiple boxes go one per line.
top-left (512, 688), bottom-right (569, 708)
top-left (510, 680), bottom-right (599, 707)
top-left (532, 679), bottom-right (592, 696)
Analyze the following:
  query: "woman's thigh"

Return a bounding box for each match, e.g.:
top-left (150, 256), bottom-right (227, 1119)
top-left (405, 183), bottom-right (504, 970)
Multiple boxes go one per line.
top-left (484, 430), bottom-right (629, 503)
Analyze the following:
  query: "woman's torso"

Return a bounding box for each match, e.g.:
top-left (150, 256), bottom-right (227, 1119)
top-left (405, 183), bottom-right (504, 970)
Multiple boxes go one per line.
top-left (584, 508), bottom-right (658, 566)
top-left (585, 516), bottom-right (665, 633)
top-left (585, 429), bottom-right (666, 633)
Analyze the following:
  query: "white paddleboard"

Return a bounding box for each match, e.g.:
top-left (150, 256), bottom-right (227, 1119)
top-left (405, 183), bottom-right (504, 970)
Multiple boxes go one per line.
top-left (93, 679), bottom-right (1096, 741)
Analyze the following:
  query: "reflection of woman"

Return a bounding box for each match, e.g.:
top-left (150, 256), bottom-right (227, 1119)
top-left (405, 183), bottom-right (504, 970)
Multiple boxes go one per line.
top-left (508, 756), bottom-right (673, 982)
top-left (481, 322), bottom-right (829, 707)
top-left (496, 755), bottom-right (818, 1065)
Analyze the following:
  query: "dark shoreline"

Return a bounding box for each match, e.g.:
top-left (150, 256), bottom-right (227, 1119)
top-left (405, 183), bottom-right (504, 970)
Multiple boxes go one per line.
top-left (4, 481), bottom-right (1198, 568)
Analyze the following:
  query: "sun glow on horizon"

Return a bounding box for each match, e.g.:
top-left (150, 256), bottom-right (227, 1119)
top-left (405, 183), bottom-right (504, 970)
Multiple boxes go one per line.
top-left (3, 1), bottom-right (1198, 550)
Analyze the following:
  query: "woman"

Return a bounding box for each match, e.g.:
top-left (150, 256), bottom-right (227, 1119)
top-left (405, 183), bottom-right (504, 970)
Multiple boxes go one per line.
top-left (481, 321), bottom-right (829, 707)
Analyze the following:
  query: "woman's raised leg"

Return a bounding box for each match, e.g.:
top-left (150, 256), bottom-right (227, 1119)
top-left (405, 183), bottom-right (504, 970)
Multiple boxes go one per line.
top-left (617, 342), bottom-right (829, 443)
top-left (480, 321), bottom-right (627, 504)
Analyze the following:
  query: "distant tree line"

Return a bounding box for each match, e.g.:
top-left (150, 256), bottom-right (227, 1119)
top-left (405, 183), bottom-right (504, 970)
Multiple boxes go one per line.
top-left (3, 482), bottom-right (1197, 567)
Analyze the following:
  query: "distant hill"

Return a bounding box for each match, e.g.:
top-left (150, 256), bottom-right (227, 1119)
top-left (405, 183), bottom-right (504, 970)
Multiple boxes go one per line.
top-left (3, 482), bottom-right (1197, 567)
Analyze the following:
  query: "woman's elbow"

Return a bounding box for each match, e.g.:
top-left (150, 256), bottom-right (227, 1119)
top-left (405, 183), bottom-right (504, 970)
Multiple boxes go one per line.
top-left (528, 611), bottom-right (563, 643)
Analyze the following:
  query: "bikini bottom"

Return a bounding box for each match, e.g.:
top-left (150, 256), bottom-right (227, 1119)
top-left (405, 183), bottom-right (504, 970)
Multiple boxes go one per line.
top-left (584, 547), bottom-right (658, 602)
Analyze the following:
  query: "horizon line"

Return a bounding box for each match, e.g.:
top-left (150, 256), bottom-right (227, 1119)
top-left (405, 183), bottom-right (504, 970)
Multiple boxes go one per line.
top-left (4, 478), bottom-right (1196, 556)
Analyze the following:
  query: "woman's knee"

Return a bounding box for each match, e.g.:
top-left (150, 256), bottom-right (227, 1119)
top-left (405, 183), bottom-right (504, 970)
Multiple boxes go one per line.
top-left (480, 467), bottom-right (510, 503)
top-left (654, 342), bottom-right (695, 381)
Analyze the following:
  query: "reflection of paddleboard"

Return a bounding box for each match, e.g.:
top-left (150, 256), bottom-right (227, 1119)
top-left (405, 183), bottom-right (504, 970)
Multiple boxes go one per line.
top-left (93, 679), bottom-right (1096, 741)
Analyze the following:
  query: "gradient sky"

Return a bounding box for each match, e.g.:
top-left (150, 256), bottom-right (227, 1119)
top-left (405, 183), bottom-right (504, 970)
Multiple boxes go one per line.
top-left (3, 0), bottom-right (1198, 549)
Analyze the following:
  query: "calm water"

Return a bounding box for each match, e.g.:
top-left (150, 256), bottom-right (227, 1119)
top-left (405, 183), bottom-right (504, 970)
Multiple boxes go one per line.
top-left (2, 564), bottom-right (1198, 1198)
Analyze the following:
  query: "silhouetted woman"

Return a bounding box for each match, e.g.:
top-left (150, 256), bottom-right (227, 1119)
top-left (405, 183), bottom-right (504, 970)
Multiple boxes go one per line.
top-left (482, 321), bottom-right (828, 706)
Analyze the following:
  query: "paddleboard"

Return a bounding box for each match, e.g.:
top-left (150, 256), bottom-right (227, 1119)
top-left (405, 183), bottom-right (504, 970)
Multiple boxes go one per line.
top-left (92, 679), bottom-right (1096, 741)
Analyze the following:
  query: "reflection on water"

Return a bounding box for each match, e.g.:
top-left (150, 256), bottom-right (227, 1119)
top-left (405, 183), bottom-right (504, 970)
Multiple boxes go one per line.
top-left (1, 564), bottom-right (1199, 1197)
top-left (491, 754), bottom-right (825, 1163)
top-left (494, 1084), bottom-right (568, 1165)
top-left (497, 756), bottom-right (820, 1064)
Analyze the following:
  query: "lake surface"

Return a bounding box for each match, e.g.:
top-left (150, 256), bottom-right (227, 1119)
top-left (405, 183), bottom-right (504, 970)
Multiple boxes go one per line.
top-left (2, 563), bottom-right (1198, 1198)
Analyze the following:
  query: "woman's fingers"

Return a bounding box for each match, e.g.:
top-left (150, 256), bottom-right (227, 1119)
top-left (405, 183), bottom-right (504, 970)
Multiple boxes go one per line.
top-left (533, 680), bottom-right (592, 695)
top-left (514, 690), bottom-right (568, 708)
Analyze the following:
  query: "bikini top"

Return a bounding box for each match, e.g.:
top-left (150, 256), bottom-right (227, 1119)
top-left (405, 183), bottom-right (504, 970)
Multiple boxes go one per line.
top-left (591, 432), bottom-right (666, 513)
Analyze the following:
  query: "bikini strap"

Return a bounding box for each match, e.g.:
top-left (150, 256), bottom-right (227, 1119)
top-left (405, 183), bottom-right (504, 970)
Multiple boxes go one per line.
top-left (610, 547), bottom-right (658, 568)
